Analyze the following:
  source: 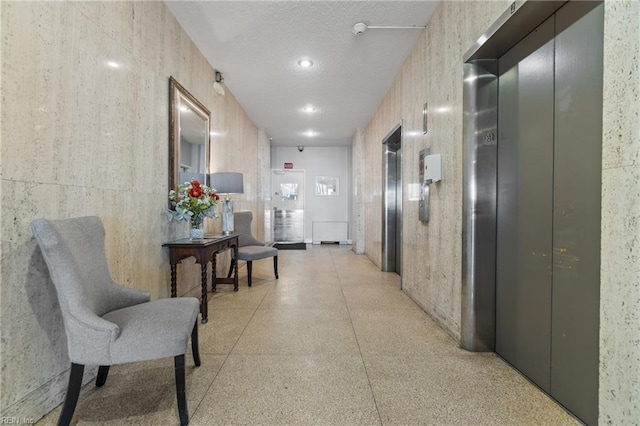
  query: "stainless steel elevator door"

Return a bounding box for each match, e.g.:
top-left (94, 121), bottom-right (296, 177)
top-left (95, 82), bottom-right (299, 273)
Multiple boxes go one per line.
top-left (496, 3), bottom-right (603, 425)
top-left (551, 4), bottom-right (603, 423)
top-left (382, 125), bottom-right (402, 274)
top-left (496, 14), bottom-right (555, 393)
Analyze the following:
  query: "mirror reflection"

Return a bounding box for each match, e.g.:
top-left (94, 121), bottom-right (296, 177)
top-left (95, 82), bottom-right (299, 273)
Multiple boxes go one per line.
top-left (169, 77), bottom-right (211, 196)
top-left (179, 101), bottom-right (207, 181)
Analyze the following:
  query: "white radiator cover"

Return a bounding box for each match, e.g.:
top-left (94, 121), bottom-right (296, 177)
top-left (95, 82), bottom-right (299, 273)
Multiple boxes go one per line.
top-left (312, 221), bottom-right (349, 243)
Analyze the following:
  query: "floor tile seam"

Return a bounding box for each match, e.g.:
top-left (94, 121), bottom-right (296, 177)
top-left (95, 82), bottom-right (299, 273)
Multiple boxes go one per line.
top-left (225, 350), bottom-right (365, 357)
top-left (346, 309), bottom-right (431, 317)
top-left (191, 290), bottom-right (267, 418)
top-left (344, 305), bottom-right (424, 311)
top-left (202, 307), bottom-right (260, 311)
top-left (330, 247), bottom-right (384, 425)
top-left (189, 350), bottom-right (233, 418)
top-left (257, 283), bottom-right (348, 291)
top-left (358, 352), bottom-right (490, 362)
top-left (338, 282), bottom-right (403, 287)
top-left (220, 353), bottom-right (369, 360)
top-left (253, 305), bottom-right (351, 312)
top-left (250, 305), bottom-right (352, 313)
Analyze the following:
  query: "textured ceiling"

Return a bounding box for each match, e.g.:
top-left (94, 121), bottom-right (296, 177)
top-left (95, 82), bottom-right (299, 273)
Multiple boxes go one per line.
top-left (165, 1), bottom-right (440, 147)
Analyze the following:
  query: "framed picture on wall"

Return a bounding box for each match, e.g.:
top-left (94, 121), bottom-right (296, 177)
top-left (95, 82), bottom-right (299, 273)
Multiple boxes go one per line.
top-left (315, 176), bottom-right (339, 196)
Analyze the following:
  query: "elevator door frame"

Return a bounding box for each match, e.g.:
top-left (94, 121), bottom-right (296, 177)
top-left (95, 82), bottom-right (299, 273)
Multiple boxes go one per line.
top-left (382, 122), bottom-right (403, 274)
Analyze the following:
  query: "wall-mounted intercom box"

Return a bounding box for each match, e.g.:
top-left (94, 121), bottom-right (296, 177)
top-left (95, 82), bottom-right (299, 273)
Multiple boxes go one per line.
top-left (424, 153), bottom-right (442, 183)
top-left (419, 150), bottom-right (442, 222)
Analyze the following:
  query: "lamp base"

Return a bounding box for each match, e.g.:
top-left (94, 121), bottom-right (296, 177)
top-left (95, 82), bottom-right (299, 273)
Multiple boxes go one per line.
top-left (222, 198), bottom-right (234, 234)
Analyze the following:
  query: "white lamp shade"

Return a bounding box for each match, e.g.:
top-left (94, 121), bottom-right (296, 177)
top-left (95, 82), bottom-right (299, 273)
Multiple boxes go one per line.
top-left (210, 172), bottom-right (244, 194)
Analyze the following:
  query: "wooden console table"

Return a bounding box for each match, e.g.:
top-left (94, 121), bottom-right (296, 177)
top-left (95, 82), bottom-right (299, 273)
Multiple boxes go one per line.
top-left (163, 234), bottom-right (239, 323)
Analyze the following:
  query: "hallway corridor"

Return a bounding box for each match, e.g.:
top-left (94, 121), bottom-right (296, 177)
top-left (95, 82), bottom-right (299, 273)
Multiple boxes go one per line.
top-left (39, 245), bottom-right (578, 425)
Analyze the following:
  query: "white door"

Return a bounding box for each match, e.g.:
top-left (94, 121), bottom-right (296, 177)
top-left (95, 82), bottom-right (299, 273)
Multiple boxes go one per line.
top-left (271, 169), bottom-right (305, 243)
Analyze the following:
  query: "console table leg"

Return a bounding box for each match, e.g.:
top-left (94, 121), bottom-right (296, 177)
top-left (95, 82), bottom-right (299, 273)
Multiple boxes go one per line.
top-left (211, 251), bottom-right (218, 292)
top-left (233, 244), bottom-right (239, 292)
top-left (200, 263), bottom-right (208, 324)
top-left (170, 264), bottom-right (177, 298)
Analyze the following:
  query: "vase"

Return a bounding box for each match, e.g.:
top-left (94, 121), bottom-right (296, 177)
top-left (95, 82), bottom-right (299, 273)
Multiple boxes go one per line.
top-left (190, 219), bottom-right (204, 240)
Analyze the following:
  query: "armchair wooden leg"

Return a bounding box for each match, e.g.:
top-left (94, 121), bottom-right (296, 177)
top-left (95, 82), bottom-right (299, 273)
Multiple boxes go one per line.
top-left (191, 321), bottom-right (201, 367)
top-left (227, 258), bottom-right (236, 278)
top-left (96, 366), bottom-right (110, 387)
top-left (274, 256), bottom-right (279, 279)
top-left (174, 355), bottom-right (188, 426)
top-left (58, 363), bottom-right (84, 426)
top-left (247, 261), bottom-right (253, 287)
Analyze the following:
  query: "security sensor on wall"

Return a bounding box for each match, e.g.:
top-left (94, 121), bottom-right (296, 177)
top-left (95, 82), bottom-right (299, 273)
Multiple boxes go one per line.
top-left (298, 146), bottom-right (305, 152)
top-left (213, 70), bottom-right (225, 96)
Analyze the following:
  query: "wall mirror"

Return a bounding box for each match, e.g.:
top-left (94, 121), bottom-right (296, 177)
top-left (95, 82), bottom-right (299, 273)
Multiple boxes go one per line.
top-left (169, 77), bottom-right (211, 196)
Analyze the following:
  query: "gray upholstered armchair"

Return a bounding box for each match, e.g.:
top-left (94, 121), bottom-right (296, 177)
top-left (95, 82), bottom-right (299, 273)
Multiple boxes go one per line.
top-left (227, 211), bottom-right (278, 286)
top-left (31, 216), bottom-right (200, 426)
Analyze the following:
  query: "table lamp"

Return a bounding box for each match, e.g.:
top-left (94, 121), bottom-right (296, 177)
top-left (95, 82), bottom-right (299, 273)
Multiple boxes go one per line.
top-left (210, 172), bottom-right (244, 234)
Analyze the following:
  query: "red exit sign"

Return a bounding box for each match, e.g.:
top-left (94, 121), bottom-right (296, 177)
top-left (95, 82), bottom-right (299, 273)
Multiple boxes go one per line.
top-left (284, 162), bottom-right (293, 169)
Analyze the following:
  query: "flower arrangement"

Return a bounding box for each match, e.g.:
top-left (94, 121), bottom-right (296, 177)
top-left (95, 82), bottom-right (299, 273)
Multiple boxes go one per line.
top-left (168, 180), bottom-right (220, 229)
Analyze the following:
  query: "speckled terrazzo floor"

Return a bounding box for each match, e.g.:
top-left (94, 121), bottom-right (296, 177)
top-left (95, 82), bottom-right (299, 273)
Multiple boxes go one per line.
top-left (37, 245), bottom-right (579, 425)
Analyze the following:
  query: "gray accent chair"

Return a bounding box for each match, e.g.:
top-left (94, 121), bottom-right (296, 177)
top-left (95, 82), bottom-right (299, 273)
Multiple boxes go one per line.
top-left (227, 211), bottom-right (278, 286)
top-left (31, 216), bottom-right (200, 426)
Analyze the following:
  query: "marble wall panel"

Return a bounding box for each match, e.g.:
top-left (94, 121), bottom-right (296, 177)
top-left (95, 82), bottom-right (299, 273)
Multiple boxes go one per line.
top-left (602, 0), bottom-right (640, 170)
top-left (399, 105), bottom-right (424, 249)
top-left (463, 0), bottom-right (513, 53)
top-left (1, 1), bottom-right (266, 420)
top-left (599, 1), bottom-right (640, 424)
top-left (351, 128), bottom-right (366, 254)
top-left (600, 165), bottom-right (640, 425)
top-left (1, 2), bottom-right (74, 185)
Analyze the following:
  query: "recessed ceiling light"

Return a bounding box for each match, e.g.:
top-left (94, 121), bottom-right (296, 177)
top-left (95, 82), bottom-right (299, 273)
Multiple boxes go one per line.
top-left (107, 61), bottom-right (120, 68)
top-left (297, 58), bottom-right (314, 68)
top-left (304, 130), bottom-right (317, 137)
top-left (302, 105), bottom-right (316, 113)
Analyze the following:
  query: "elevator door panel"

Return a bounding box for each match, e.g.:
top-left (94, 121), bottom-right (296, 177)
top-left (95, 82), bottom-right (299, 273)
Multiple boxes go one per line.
top-left (496, 15), bottom-right (555, 392)
top-left (551, 3), bottom-right (603, 425)
top-left (496, 3), bottom-right (603, 424)
top-left (382, 126), bottom-right (402, 274)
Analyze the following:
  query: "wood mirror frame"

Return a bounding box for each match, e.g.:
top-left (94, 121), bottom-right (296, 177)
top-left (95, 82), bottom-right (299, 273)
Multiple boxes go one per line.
top-left (168, 77), bottom-right (211, 202)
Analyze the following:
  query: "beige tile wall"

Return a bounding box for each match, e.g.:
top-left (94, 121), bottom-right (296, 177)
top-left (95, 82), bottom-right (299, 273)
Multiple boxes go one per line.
top-left (360, 1), bottom-right (639, 423)
top-left (0, 1), bottom-right (266, 420)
